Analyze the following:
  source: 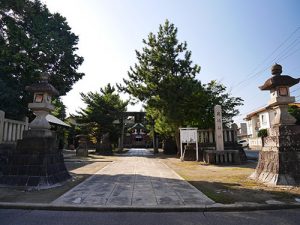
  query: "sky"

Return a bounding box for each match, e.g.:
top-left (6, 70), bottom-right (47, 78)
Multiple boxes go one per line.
top-left (43, 0), bottom-right (300, 124)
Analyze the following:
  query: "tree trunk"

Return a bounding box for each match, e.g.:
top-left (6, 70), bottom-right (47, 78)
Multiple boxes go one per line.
top-left (174, 128), bottom-right (180, 156)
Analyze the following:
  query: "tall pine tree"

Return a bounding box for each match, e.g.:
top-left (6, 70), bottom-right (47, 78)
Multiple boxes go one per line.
top-left (119, 20), bottom-right (243, 149)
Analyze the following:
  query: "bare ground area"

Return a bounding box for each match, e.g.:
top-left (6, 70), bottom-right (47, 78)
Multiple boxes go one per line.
top-left (160, 155), bottom-right (300, 204)
top-left (0, 150), bottom-right (299, 205)
top-left (0, 151), bottom-right (114, 203)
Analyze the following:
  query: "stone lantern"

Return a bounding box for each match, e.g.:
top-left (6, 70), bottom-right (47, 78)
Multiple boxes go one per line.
top-left (250, 64), bottom-right (300, 185)
top-left (0, 73), bottom-right (70, 189)
top-left (259, 64), bottom-right (298, 125)
top-left (26, 72), bottom-right (58, 130)
top-left (25, 73), bottom-right (58, 129)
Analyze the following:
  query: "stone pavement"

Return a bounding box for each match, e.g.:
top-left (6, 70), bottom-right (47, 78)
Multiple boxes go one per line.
top-left (52, 149), bottom-right (214, 207)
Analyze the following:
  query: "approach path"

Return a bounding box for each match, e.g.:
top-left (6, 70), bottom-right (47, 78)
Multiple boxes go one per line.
top-left (52, 149), bottom-right (214, 206)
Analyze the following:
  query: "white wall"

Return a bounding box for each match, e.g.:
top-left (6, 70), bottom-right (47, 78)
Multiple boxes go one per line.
top-left (268, 109), bottom-right (276, 127)
top-left (258, 111), bottom-right (270, 129)
top-left (247, 120), bottom-right (253, 136)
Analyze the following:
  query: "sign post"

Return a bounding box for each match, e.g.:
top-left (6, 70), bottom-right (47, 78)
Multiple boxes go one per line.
top-left (179, 128), bottom-right (198, 161)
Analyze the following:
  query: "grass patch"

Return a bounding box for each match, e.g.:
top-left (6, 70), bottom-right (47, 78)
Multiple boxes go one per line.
top-left (162, 157), bottom-right (300, 204)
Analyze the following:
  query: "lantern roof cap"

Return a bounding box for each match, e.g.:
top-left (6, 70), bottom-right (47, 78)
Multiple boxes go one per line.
top-left (259, 64), bottom-right (300, 90)
top-left (25, 72), bottom-right (59, 95)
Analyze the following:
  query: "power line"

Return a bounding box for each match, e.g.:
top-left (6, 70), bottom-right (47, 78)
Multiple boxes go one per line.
top-left (277, 46), bottom-right (300, 62)
top-left (291, 87), bottom-right (300, 93)
top-left (273, 38), bottom-right (300, 62)
top-left (230, 27), bottom-right (300, 92)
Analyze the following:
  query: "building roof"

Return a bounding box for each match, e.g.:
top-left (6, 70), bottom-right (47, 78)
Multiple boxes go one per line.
top-left (46, 114), bottom-right (71, 127)
top-left (290, 103), bottom-right (300, 108)
top-left (244, 103), bottom-right (300, 121)
top-left (244, 106), bottom-right (268, 121)
top-left (128, 123), bottom-right (147, 131)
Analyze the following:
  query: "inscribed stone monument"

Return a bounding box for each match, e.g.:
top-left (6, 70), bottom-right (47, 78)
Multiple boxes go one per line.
top-left (214, 105), bottom-right (224, 151)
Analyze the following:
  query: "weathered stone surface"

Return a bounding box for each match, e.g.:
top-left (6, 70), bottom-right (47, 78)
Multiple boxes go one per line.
top-left (203, 150), bottom-right (241, 164)
top-left (0, 130), bottom-right (70, 189)
top-left (251, 125), bottom-right (300, 185)
top-left (76, 135), bottom-right (88, 157)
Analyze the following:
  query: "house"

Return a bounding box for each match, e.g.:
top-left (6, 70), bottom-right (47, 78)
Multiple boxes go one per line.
top-left (244, 103), bottom-right (300, 150)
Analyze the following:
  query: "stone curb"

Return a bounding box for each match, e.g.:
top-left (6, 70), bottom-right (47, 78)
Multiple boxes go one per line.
top-left (0, 202), bottom-right (299, 212)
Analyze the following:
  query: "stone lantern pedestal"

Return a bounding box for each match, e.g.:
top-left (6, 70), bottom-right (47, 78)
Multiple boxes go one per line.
top-left (76, 135), bottom-right (88, 157)
top-left (0, 73), bottom-right (70, 189)
top-left (251, 125), bottom-right (300, 185)
top-left (250, 64), bottom-right (300, 185)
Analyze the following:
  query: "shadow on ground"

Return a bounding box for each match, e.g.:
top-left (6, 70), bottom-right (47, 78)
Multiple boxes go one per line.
top-left (189, 180), bottom-right (300, 204)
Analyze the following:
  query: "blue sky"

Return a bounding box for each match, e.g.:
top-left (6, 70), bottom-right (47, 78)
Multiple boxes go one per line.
top-left (43, 0), bottom-right (300, 124)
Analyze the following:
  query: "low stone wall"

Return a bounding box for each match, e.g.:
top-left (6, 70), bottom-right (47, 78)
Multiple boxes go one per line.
top-left (203, 150), bottom-right (241, 164)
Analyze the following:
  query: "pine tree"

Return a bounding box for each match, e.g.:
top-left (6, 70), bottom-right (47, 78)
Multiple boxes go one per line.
top-left (120, 20), bottom-right (243, 150)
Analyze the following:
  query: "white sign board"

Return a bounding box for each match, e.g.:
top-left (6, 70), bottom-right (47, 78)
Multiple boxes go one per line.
top-left (179, 128), bottom-right (198, 161)
top-left (214, 105), bottom-right (224, 151)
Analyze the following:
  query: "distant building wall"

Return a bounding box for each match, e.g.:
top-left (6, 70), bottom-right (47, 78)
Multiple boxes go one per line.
top-left (239, 123), bottom-right (248, 135)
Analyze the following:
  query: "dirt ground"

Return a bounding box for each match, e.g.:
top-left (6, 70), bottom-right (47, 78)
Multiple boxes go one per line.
top-left (0, 152), bottom-right (113, 203)
top-left (160, 155), bottom-right (300, 204)
top-left (0, 150), bottom-right (299, 205)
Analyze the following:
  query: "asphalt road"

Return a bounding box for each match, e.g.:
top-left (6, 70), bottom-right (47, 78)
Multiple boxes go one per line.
top-left (244, 149), bottom-right (259, 160)
top-left (0, 209), bottom-right (299, 225)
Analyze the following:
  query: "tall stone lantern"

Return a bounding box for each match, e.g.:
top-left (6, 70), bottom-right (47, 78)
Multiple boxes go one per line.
top-left (0, 73), bottom-right (70, 189)
top-left (250, 64), bottom-right (300, 185)
top-left (26, 72), bottom-right (58, 131)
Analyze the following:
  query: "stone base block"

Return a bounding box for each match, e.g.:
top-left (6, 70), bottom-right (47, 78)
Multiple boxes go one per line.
top-left (203, 150), bottom-right (241, 164)
top-left (251, 125), bottom-right (300, 186)
top-left (0, 131), bottom-right (70, 189)
top-left (250, 151), bottom-right (300, 185)
top-left (76, 148), bottom-right (88, 157)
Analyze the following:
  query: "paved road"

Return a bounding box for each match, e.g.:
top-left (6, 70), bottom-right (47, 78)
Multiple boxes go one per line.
top-left (244, 150), bottom-right (259, 160)
top-left (53, 149), bottom-right (213, 207)
top-left (0, 209), bottom-right (299, 225)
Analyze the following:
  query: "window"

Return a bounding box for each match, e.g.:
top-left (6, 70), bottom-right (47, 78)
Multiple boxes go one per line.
top-left (278, 87), bottom-right (288, 96)
top-left (34, 93), bottom-right (44, 103)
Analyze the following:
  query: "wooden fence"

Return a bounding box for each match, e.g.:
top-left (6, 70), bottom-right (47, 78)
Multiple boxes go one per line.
top-left (0, 110), bottom-right (29, 144)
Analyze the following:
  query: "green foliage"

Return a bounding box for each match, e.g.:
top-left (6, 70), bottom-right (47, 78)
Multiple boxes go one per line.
top-left (202, 81), bottom-right (243, 128)
top-left (288, 105), bottom-right (300, 125)
top-left (77, 84), bottom-right (128, 145)
top-left (257, 129), bottom-right (268, 138)
top-left (52, 98), bottom-right (66, 120)
top-left (119, 19), bottom-right (200, 102)
top-left (0, 0), bottom-right (84, 119)
top-left (119, 20), bottom-right (243, 141)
